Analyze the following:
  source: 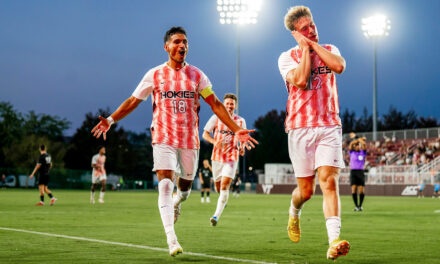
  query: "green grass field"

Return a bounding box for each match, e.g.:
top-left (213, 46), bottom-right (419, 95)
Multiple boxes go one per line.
top-left (1, 189), bottom-right (439, 264)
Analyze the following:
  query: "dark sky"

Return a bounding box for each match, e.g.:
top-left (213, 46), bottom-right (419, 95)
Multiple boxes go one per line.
top-left (1, 0), bottom-right (439, 135)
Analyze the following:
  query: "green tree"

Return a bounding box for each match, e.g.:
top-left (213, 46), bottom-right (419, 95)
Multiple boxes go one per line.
top-left (247, 110), bottom-right (290, 170)
top-left (23, 111), bottom-right (70, 141)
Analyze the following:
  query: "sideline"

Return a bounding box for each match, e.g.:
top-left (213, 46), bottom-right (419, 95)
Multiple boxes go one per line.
top-left (0, 227), bottom-right (276, 264)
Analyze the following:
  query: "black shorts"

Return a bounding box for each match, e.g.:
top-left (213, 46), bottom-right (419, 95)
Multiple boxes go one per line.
top-left (201, 178), bottom-right (211, 189)
top-left (38, 174), bottom-right (49, 186)
top-left (350, 170), bottom-right (365, 186)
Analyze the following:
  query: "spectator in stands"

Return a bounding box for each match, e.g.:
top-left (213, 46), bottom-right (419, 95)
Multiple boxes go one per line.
top-left (348, 137), bottom-right (367, 211)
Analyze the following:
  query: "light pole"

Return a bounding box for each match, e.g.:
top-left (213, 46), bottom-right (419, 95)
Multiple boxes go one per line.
top-left (216, 0), bottom-right (261, 181)
top-left (362, 14), bottom-right (391, 141)
top-left (216, 0), bottom-right (261, 115)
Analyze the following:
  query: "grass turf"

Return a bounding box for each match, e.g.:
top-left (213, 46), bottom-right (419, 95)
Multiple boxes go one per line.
top-left (0, 189), bottom-right (439, 263)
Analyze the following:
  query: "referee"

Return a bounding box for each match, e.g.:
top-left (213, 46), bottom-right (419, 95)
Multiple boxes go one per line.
top-left (348, 136), bottom-right (367, 211)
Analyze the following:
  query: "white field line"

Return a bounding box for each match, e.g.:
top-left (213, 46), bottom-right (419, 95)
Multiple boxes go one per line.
top-left (0, 227), bottom-right (276, 264)
top-left (434, 210), bottom-right (440, 213)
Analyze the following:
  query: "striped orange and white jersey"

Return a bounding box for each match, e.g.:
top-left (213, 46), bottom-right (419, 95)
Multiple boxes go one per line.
top-left (204, 114), bottom-right (246, 162)
top-left (132, 63), bottom-right (212, 149)
top-left (278, 44), bottom-right (342, 131)
top-left (91, 154), bottom-right (106, 177)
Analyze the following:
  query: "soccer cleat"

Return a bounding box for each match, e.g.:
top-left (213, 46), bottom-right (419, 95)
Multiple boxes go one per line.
top-left (206, 197), bottom-right (210, 203)
top-left (353, 207), bottom-right (359, 212)
top-left (90, 198), bottom-right (95, 204)
top-left (98, 199), bottom-right (104, 204)
top-left (287, 215), bottom-right (300, 243)
top-left (35, 202), bottom-right (44, 206)
top-left (210, 216), bottom-right (218, 226)
top-left (201, 197), bottom-right (205, 203)
top-left (50, 198), bottom-right (57, 206)
top-left (174, 203), bottom-right (181, 224)
top-left (167, 238), bottom-right (183, 257)
top-left (326, 238), bottom-right (350, 260)
top-left (358, 206), bottom-right (363, 211)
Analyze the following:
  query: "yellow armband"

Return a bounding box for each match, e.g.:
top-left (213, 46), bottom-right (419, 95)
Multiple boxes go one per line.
top-left (200, 86), bottom-right (214, 99)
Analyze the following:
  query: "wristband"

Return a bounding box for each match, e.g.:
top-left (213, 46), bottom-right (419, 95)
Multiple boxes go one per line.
top-left (107, 116), bottom-right (115, 125)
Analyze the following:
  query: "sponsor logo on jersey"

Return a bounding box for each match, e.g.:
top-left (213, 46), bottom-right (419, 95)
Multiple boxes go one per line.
top-left (312, 66), bottom-right (331, 75)
top-left (161, 91), bottom-right (195, 99)
top-left (219, 130), bottom-right (234, 135)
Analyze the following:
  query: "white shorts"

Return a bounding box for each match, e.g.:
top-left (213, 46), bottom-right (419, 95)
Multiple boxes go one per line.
top-left (92, 175), bottom-right (107, 184)
top-left (288, 126), bottom-right (345, 178)
top-left (212, 160), bottom-right (238, 181)
top-left (152, 144), bottom-right (199, 181)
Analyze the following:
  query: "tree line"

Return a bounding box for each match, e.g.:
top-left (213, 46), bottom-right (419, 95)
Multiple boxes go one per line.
top-left (1, 101), bottom-right (438, 179)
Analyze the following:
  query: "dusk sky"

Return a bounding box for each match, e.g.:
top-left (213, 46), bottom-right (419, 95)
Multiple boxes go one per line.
top-left (1, 0), bottom-right (439, 135)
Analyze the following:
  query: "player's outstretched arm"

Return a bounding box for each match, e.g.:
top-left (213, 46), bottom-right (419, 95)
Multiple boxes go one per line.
top-left (308, 41), bottom-right (346, 74)
top-left (91, 96), bottom-right (142, 140)
top-left (204, 94), bottom-right (258, 150)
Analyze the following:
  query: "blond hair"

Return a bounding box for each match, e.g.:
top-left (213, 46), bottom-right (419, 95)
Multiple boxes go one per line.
top-left (284, 6), bottom-right (313, 31)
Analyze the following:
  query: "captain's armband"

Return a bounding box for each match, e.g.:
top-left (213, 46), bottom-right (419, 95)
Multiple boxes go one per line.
top-left (200, 86), bottom-right (214, 99)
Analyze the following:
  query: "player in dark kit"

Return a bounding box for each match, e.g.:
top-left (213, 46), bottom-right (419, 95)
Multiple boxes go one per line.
top-left (199, 159), bottom-right (212, 203)
top-left (30, 144), bottom-right (57, 206)
top-left (348, 137), bottom-right (367, 211)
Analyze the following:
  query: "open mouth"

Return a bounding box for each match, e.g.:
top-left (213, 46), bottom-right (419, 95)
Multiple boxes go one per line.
top-left (179, 50), bottom-right (186, 56)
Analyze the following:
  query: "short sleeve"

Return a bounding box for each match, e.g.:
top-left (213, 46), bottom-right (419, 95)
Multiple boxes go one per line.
top-left (203, 115), bottom-right (218, 133)
top-left (132, 69), bottom-right (155, 100)
top-left (38, 155), bottom-right (43, 165)
top-left (278, 50), bottom-right (298, 82)
top-left (328, 44), bottom-right (341, 56)
top-left (91, 155), bottom-right (98, 165)
top-left (241, 118), bottom-right (247, 129)
top-left (198, 70), bottom-right (212, 93)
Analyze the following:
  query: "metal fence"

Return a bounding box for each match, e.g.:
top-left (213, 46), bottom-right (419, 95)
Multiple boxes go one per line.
top-left (343, 127), bottom-right (440, 141)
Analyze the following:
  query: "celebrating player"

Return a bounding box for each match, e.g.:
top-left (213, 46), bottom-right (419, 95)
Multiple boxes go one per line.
top-left (90, 146), bottom-right (107, 204)
top-left (29, 144), bottom-right (57, 206)
top-left (278, 6), bottom-right (349, 260)
top-left (202, 93), bottom-right (246, 226)
top-left (91, 27), bottom-right (257, 257)
top-left (199, 159), bottom-right (213, 203)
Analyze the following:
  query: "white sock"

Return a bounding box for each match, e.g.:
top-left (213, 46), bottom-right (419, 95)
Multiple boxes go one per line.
top-left (289, 200), bottom-right (301, 218)
top-left (326, 216), bottom-right (341, 244)
top-left (90, 192), bottom-right (95, 200)
top-left (99, 191), bottom-right (105, 200)
top-left (173, 189), bottom-right (191, 208)
top-left (214, 190), bottom-right (229, 219)
top-left (158, 179), bottom-right (175, 237)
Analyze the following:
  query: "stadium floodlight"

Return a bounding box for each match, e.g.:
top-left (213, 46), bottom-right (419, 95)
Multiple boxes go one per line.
top-left (216, 0), bottom-right (262, 115)
top-left (217, 0), bottom-right (262, 26)
top-left (361, 14), bottom-right (391, 141)
top-left (216, 0), bottom-right (262, 180)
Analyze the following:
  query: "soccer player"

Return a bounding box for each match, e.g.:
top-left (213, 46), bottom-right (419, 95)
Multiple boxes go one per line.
top-left (91, 27), bottom-right (257, 257)
top-left (278, 6), bottom-right (349, 260)
top-left (29, 144), bottom-right (57, 206)
top-left (199, 159), bottom-right (212, 203)
top-left (433, 183), bottom-right (440, 199)
top-left (91, 146), bottom-right (107, 204)
top-left (349, 137), bottom-right (367, 211)
top-left (202, 93), bottom-right (246, 226)
top-left (417, 183), bottom-right (425, 198)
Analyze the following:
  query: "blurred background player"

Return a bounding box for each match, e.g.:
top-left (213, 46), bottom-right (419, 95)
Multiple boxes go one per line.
top-left (199, 159), bottom-right (212, 203)
top-left (417, 183), bottom-right (425, 198)
top-left (91, 27), bottom-right (257, 257)
top-left (349, 136), bottom-right (367, 211)
top-left (231, 171), bottom-right (241, 198)
top-left (29, 144), bottom-right (56, 206)
top-left (91, 146), bottom-right (107, 204)
top-left (203, 93), bottom-right (246, 227)
top-left (278, 6), bottom-right (349, 260)
top-left (433, 183), bottom-right (440, 198)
